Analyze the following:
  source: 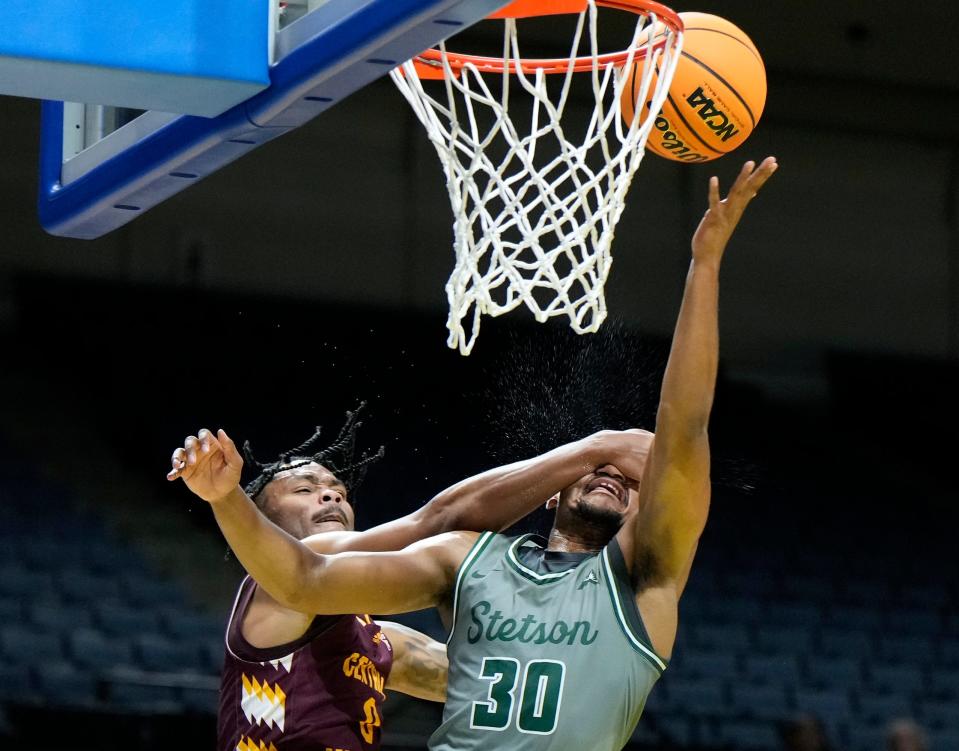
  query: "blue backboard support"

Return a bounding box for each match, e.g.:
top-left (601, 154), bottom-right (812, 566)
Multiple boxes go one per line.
top-left (37, 0), bottom-right (511, 239)
top-left (0, 0), bottom-right (269, 117)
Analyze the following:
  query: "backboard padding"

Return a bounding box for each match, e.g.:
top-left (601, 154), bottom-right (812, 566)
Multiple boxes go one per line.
top-left (37, 0), bottom-right (512, 238)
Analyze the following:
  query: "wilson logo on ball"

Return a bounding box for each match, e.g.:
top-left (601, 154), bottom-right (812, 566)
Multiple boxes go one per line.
top-left (620, 12), bottom-right (766, 163)
top-left (651, 113), bottom-right (710, 163)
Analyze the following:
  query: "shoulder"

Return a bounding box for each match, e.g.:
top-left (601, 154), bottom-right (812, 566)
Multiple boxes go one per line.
top-left (402, 531), bottom-right (483, 579)
top-left (312, 530), bottom-right (481, 578)
top-left (435, 530), bottom-right (482, 545)
top-left (407, 530), bottom-right (481, 558)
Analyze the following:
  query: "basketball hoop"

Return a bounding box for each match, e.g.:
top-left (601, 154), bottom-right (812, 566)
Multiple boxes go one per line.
top-left (391, 0), bottom-right (683, 354)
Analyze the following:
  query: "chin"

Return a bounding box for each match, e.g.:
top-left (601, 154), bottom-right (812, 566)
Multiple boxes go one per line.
top-left (574, 498), bottom-right (626, 528)
top-left (580, 493), bottom-right (627, 515)
top-left (310, 520), bottom-right (349, 534)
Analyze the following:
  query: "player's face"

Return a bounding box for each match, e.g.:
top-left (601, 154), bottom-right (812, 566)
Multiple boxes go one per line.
top-left (262, 462), bottom-right (355, 539)
top-left (556, 464), bottom-right (640, 530)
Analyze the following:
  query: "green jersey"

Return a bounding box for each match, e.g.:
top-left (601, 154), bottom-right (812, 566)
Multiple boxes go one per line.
top-left (430, 532), bottom-right (667, 751)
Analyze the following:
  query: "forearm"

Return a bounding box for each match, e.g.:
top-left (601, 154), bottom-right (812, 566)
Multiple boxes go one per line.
top-left (381, 622), bottom-right (449, 702)
top-left (210, 486), bottom-right (319, 609)
top-left (656, 258), bottom-right (720, 435)
top-left (317, 437), bottom-right (619, 556)
top-left (418, 436), bottom-right (609, 532)
top-left (213, 497), bottom-right (459, 615)
top-left (626, 259), bottom-right (717, 579)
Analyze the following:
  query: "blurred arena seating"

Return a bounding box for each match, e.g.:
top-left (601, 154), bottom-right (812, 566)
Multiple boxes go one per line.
top-left (640, 490), bottom-right (959, 750)
top-left (0, 439), bottom-right (223, 726)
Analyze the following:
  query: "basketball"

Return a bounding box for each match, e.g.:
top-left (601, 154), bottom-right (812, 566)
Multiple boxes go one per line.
top-left (620, 12), bottom-right (766, 163)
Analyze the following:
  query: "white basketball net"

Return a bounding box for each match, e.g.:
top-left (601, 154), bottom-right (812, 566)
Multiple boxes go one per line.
top-left (391, 1), bottom-right (682, 354)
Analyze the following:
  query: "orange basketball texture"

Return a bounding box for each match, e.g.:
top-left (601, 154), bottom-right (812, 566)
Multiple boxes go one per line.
top-left (620, 13), bottom-right (767, 163)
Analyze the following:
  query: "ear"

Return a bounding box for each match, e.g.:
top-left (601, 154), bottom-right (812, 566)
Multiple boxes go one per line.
top-left (545, 494), bottom-right (559, 511)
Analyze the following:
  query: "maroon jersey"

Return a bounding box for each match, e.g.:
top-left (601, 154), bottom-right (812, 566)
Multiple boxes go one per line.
top-left (218, 576), bottom-right (393, 751)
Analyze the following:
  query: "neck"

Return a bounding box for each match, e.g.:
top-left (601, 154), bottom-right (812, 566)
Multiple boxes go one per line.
top-left (545, 526), bottom-right (606, 553)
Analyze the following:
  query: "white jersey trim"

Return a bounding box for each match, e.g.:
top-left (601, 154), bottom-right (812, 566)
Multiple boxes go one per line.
top-left (601, 548), bottom-right (667, 673)
top-left (505, 534), bottom-right (577, 583)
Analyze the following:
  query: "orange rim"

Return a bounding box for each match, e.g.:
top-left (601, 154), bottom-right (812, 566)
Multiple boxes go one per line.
top-left (488, 0), bottom-right (590, 18)
top-left (410, 0), bottom-right (682, 78)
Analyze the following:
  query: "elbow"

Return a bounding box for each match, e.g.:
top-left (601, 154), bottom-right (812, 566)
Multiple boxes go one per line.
top-left (418, 485), bottom-right (474, 534)
top-left (276, 552), bottom-right (328, 612)
top-left (656, 401), bottom-right (710, 440)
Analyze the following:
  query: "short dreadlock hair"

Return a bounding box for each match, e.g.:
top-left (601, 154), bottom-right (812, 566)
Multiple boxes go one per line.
top-left (241, 402), bottom-right (385, 507)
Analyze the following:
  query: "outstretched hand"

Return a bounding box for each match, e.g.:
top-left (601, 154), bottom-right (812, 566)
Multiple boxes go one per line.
top-left (692, 156), bottom-right (778, 264)
top-left (166, 428), bottom-right (244, 504)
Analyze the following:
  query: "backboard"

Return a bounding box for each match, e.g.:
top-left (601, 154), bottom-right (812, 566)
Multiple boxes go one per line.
top-left (29, 0), bottom-right (512, 238)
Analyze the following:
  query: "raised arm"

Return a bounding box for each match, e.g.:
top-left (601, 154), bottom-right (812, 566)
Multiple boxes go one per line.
top-left (280, 532), bottom-right (471, 615)
top-left (169, 425), bottom-right (473, 611)
top-left (619, 158), bottom-right (778, 596)
top-left (168, 425), bottom-right (648, 557)
top-left (339, 429), bottom-right (651, 552)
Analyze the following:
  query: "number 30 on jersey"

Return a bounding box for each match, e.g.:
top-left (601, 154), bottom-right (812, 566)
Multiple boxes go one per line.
top-left (470, 658), bottom-right (566, 735)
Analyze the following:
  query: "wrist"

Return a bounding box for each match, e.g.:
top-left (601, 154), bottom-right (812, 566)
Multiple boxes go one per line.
top-left (579, 432), bottom-right (613, 472)
top-left (689, 254), bottom-right (723, 275)
top-left (209, 485), bottom-right (247, 507)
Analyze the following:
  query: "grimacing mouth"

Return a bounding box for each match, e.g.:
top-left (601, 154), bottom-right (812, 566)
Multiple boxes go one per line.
top-left (584, 475), bottom-right (626, 504)
top-left (312, 510), bottom-right (347, 526)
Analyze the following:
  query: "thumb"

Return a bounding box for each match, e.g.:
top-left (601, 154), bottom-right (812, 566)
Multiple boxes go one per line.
top-left (218, 429), bottom-right (244, 471)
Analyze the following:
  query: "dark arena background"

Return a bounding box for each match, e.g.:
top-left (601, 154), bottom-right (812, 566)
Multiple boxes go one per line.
top-left (1, 1), bottom-right (959, 749)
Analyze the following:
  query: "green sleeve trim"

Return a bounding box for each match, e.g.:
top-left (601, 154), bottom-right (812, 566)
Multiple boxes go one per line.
top-left (602, 541), bottom-right (667, 674)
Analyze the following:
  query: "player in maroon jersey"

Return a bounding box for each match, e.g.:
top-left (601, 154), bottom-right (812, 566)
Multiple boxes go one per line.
top-left (170, 406), bottom-right (450, 751)
top-left (169, 406), bottom-right (646, 751)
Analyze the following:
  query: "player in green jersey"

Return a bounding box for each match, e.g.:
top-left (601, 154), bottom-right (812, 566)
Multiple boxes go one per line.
top-left (171, 156), bottom-right (778, 749)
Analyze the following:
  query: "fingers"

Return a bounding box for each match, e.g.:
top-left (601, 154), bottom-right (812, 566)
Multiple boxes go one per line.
top-left (727, 159), bottom-right (756, 199)
top-left (198, 428), bottom-right (221, 456)
top-left (166, 447), bottom-right (187, 481)
top-left (185, 434), bottom-right (200, 464)
top-left (166, 428), bottom-right (222, 481)
top-left (218, 429), bottom-right (244, 470)
top-left (722, 156), bottom-right (777, 207)
top-left (743, 156), bottom-right (777, 191)
top-left (166, 435), bottom-right (199, 481)
top-left (756, 155), bottom-right (778, 172)
top-left (748, 155), bottom-right (778, 193)
top-left (709, 155), bottom-right (775, 207)
top-left (707, 175), bottom-right (720, 210)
